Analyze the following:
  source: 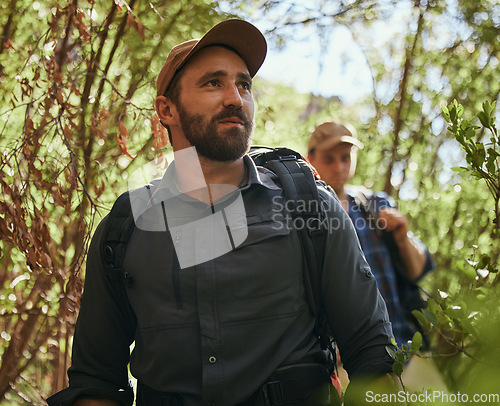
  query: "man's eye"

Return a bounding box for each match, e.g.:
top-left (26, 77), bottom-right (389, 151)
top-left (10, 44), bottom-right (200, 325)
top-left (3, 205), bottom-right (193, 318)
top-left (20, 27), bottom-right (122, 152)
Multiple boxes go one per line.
top-left (239, 82), bottom-right (251, 90)
top-left (207, 80), bottom-right (219, 87)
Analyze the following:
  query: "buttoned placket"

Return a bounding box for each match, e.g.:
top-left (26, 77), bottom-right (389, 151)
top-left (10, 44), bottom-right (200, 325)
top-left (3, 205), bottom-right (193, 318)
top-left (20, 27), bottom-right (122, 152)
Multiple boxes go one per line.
top-left (161, 157), bottom-right (279, 404)
top-left (196, 203), bottom-right (224, 405)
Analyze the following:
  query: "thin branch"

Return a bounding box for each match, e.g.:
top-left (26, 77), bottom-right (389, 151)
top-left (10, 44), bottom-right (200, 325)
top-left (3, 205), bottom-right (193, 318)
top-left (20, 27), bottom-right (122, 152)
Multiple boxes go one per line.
top-left (383, 5), bottom-right (426, 195)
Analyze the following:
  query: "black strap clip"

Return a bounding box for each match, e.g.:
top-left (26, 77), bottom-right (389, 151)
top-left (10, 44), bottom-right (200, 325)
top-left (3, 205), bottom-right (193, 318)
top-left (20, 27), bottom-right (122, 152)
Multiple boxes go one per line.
top-left (262, 380), bottom-right (284, 406)
top-left (103, 245), bottom-right (134, 288)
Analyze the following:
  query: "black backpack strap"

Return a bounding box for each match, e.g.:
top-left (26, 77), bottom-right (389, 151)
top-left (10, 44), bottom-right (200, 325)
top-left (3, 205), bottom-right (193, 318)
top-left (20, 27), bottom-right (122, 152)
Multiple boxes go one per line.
top-left (249, 146), bottom-right (334, 364)
top-left (102, 191), bottom-right (136, 287)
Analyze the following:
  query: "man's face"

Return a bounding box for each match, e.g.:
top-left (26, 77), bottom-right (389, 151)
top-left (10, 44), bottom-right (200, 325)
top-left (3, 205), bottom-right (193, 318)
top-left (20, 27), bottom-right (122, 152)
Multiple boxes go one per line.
top-left (309, 143), bottom-right (355, 193)
top-left (174, 46), bottom-right (255, 162)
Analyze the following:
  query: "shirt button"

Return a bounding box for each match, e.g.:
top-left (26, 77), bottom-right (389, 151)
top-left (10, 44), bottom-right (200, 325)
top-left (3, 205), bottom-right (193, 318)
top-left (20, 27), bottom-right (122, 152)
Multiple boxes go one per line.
top-left (209, 356), bottom-right (216, 364)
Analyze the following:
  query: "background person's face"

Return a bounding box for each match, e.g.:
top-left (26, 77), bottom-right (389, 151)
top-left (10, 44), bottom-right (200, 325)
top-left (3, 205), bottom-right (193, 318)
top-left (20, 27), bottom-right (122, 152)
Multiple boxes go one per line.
top-left (309, 143), bottom-right (354, 193)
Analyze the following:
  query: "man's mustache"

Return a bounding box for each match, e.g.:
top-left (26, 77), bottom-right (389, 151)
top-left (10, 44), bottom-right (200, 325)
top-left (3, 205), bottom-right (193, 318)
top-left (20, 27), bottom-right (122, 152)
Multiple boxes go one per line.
top-left (212, 109), bottom-right (252, 127)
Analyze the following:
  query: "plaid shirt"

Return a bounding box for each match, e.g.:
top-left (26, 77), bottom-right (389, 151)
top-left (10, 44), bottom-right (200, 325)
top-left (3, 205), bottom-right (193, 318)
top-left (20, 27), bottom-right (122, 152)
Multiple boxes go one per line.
top-left (347, 191), bottom-right (421, 346)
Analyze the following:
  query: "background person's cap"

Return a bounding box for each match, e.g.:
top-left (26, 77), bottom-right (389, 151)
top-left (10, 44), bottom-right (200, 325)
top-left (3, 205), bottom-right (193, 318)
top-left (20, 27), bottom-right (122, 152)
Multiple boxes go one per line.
top-left (308, 121), bottom-right (364, 152)
top-left (156, 19), bottom-right (267, 97)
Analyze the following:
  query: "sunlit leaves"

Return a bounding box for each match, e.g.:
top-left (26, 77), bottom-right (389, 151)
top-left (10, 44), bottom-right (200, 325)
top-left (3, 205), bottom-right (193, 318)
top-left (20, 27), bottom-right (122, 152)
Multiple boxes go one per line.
top-left (0, 0), bottom-right (228, 402)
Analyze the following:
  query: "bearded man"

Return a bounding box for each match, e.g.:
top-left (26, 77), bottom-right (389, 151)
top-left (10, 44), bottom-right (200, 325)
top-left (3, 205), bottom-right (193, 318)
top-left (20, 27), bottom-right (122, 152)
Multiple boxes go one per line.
top-left (47, 20), bottom-right (396, 406)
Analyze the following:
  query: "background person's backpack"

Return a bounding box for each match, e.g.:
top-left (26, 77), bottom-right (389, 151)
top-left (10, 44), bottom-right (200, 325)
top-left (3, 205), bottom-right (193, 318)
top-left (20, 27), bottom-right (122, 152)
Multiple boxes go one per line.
top-left (101, 146), bottom-right (343, 402)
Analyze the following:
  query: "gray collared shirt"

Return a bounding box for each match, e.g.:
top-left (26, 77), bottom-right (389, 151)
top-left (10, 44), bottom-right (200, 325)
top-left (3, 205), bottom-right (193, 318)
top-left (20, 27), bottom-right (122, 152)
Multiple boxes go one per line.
top-left (55, 155), bottom-right (394, 406)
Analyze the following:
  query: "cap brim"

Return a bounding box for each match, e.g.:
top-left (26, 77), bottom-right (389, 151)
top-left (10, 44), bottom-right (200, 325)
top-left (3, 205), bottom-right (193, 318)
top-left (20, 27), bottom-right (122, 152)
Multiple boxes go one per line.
top-left (183, 19), bottom-right (266, 79)
top-left (316, 135), bottom-right (364, 150)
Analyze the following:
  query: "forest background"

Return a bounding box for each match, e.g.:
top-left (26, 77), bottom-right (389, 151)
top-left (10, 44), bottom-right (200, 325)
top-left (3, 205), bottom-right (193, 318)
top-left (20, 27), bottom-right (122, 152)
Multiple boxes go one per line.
top-left (0, 0), bottom-right (499, 404)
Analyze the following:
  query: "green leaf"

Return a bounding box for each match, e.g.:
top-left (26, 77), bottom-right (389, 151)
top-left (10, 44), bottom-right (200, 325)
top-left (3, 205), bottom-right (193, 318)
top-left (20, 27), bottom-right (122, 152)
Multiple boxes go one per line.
top-left (386, 346), bottom-right (396, 360)
top-left (476, 143), bottom-right (486, 165)
top-left (486, 152), bottom-right (497, 174)
top-left (465, 126), bottom-right (476, 139)
top-left (487, 148), bottom-right (499, 158)
top-left (442, 104), bottom-right (451, 121)
top-left (471, 170), bottom-right (483, 179)
top-left (477, 254), bottom-right (491, 269)
top-left (451, 166), bottom-right (468, 173)
top-left (392, 362), bottom-right (403, 378)
top-left (482, 100), bottom-right (496, 116)
top-left (422, 308), bottom-right (439, 327)
top-left (410, 332), bottom-right (423, 352)
top-left (396, 352), bottom-right (405, 364)
top-left (412, 310), bottom-right (429, 329)
top-left (478, 111), bottom-right (490, 128)
top-left (449, 102), bottom-right (458, 122)
top-left (428, 299), bottom-right (440, 313)
top-left (386, 373), bottom-right (395, 387)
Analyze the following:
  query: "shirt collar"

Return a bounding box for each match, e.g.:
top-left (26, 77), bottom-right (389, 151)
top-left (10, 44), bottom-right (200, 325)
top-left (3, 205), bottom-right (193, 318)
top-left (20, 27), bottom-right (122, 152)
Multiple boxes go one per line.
top-left (130, 153), bottom-right (280, 219)
top-left (240, 154), bottom-right (280, 191)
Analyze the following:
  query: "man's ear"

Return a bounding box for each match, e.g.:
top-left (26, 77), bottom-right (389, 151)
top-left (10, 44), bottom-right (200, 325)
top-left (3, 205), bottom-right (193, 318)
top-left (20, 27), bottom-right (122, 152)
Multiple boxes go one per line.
top-left (155, 96), bottom-right (177, 126)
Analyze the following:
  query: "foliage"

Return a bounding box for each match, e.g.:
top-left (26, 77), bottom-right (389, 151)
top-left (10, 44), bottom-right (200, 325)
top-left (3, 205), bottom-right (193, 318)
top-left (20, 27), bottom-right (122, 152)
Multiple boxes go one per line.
top-left (442, 100), bottom-right (499, 234)
top-left (386, 332), bottom-right (423, 391)
top-left (407, 101), bottom-right (500, 394)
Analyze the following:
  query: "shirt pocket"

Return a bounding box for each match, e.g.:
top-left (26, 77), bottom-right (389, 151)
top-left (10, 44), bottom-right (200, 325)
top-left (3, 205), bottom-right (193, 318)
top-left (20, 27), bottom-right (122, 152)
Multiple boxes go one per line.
top-left (225, 206), bottom-right (302, 309)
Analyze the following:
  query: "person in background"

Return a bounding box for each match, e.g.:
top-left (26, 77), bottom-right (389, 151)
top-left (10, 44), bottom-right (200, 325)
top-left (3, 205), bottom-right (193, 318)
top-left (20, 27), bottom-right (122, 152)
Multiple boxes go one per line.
top-left (308, 121), bottom-right (434, 347)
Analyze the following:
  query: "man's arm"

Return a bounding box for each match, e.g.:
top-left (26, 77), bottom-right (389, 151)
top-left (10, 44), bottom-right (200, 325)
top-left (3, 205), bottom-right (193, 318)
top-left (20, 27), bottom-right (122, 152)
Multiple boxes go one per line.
top-left (320, 189), bottom-right (395, 377)
top-left (46, 216), bottom-right (136, 406)
top-left (378, 207), bottom-right (427, 280)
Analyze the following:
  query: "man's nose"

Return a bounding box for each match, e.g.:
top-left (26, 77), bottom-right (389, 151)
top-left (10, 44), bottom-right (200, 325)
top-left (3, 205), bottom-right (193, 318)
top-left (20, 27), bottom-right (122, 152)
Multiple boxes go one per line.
top-left (330, 160), bottom-right (343, 171)
top-left (223, 83), bottom-right (243, 109)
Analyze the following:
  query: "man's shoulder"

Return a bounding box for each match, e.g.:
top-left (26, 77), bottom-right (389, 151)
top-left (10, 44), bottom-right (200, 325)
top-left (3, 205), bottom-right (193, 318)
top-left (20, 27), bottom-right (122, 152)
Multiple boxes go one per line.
top-left (345, 185), bottom-right (394, 207)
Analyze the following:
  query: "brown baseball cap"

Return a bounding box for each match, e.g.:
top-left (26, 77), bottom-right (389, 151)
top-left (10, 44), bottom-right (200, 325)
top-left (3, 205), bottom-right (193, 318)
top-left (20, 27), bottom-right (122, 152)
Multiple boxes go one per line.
top-left (156, 19), bottom-right (267, 97)
top-left (308, 121), bottom-right (364, 152)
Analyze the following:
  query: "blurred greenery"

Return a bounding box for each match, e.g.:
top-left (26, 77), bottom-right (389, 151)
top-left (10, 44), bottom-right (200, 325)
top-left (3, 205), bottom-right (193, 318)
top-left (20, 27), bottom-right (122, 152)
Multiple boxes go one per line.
top-left (0, 0), bottom-right (499, 404)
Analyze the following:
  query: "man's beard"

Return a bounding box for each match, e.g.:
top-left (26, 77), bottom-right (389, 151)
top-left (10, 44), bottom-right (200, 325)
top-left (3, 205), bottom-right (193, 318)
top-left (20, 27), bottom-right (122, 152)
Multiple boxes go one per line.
top-left (177, 103), bottom-right (253, 162)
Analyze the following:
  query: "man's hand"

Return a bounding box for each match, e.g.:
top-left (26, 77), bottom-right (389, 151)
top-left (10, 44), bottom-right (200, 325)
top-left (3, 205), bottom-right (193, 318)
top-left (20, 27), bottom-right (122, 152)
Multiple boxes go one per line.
top-left (378, 207), bottom-right (426, 280)
top-left (378, 207), bottom-right (408, 243)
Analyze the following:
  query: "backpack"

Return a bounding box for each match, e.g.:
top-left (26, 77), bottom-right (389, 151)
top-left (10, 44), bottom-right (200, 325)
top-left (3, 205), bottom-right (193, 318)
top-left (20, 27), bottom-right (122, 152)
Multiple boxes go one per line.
top-left (101, 146), bottom-right (341, 398)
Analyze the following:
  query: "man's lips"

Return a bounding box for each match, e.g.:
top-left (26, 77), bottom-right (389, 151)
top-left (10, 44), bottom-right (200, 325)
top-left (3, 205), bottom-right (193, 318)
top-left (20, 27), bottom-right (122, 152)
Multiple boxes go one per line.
top-left (219, 117), bottom-right (244, 126)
